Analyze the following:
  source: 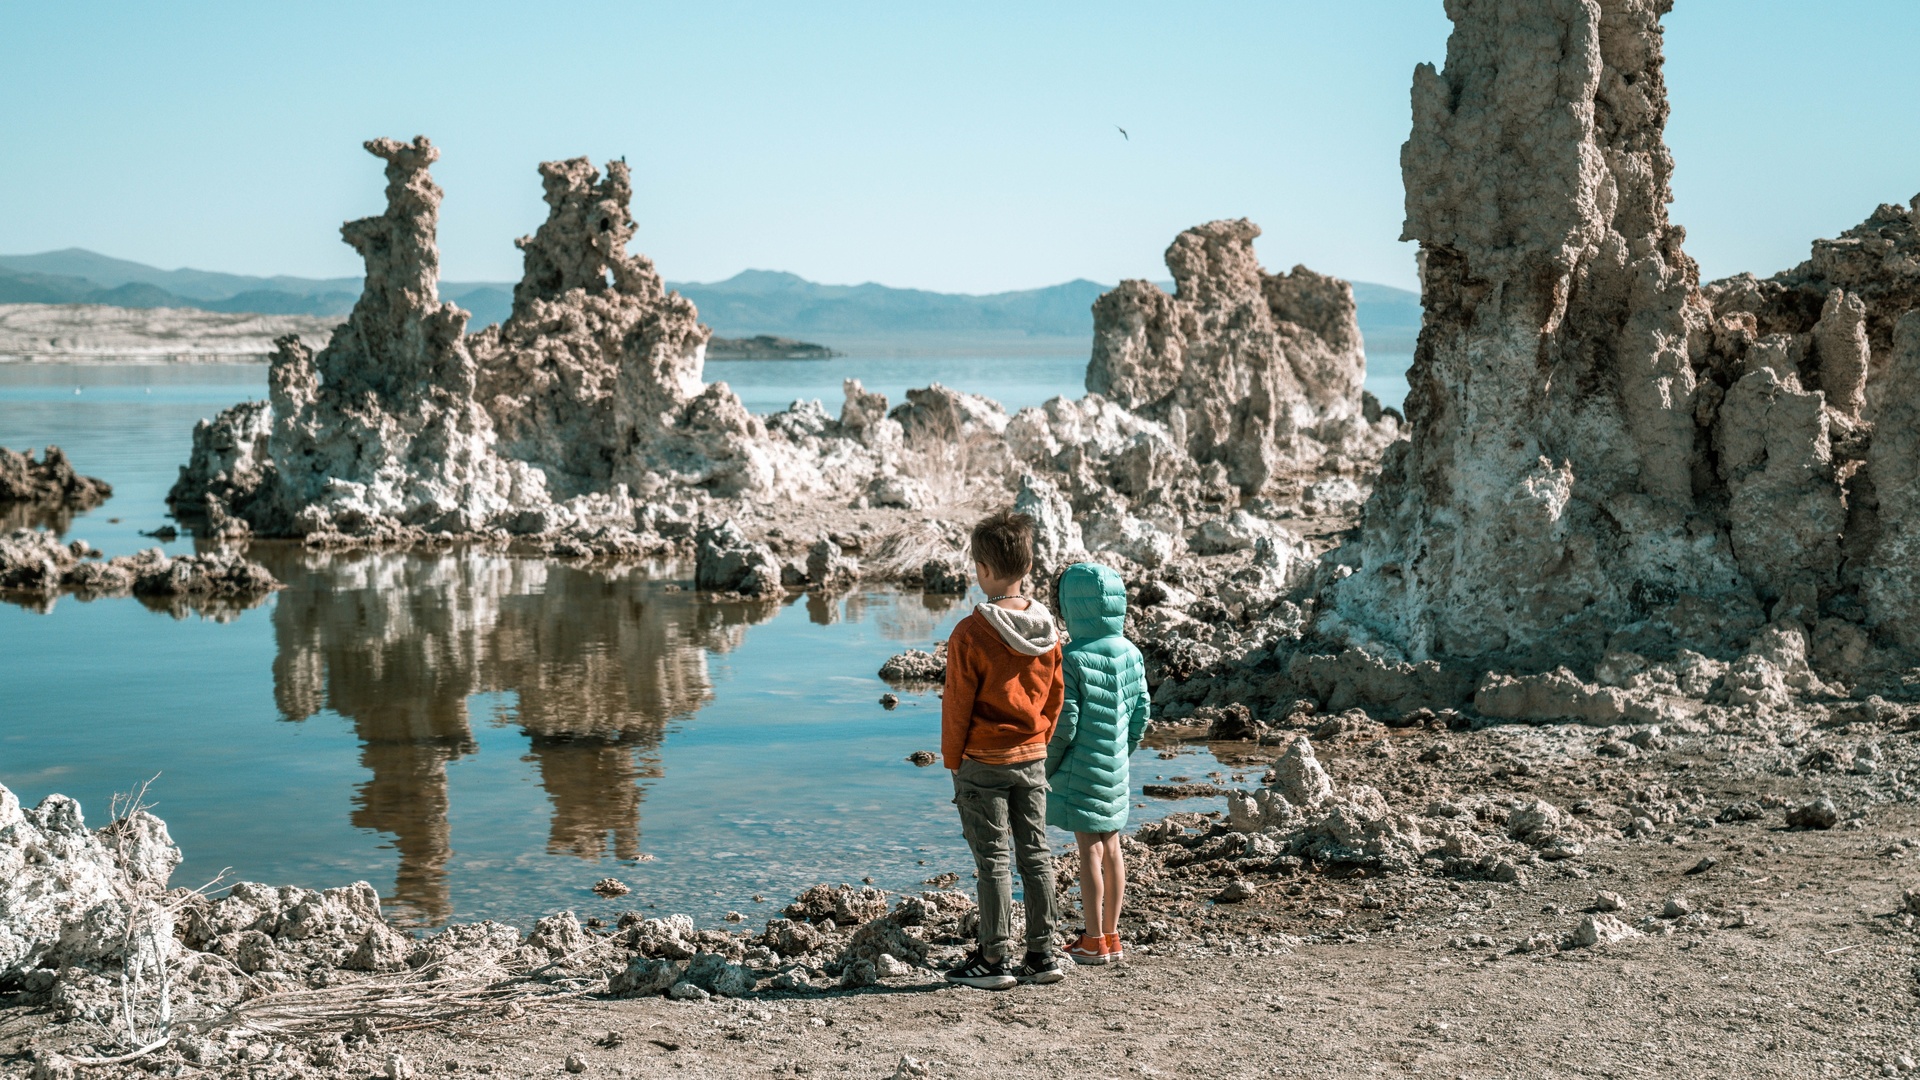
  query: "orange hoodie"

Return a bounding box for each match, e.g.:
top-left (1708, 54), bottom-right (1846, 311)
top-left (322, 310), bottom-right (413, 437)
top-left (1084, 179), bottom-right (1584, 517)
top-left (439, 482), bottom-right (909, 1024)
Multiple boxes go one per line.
top-left (941, 602), bottom-right (1064, 770)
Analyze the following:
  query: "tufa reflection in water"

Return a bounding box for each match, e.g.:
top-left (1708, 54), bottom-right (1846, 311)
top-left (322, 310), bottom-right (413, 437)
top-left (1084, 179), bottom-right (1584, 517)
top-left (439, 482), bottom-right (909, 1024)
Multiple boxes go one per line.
top-left (254, 546), bottom-right (795, 925)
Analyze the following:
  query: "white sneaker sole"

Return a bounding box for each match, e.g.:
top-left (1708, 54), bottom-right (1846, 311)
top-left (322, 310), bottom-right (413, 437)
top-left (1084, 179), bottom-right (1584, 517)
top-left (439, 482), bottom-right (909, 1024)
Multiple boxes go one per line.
top-left (946, 973), bottom-right (1017, 990)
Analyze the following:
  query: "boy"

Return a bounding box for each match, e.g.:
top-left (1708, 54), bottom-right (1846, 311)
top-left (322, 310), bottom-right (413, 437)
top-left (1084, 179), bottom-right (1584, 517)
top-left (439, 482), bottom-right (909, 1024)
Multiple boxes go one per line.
top-left (941, 508), bottom-right (1065, 990)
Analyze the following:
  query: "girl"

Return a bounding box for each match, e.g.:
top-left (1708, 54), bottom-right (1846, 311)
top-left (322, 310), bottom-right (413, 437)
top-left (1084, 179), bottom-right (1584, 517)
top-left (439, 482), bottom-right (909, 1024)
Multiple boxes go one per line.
top-left (1043, 562), bottom-right (1150, 964)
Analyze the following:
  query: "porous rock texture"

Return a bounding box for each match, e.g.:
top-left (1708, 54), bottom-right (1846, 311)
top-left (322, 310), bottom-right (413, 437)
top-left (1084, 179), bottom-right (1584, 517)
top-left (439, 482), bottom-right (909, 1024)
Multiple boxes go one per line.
top-left (170, 137), bottom-right (546, 540)
top-left (0, 528), bottom-right (281, 614)
top-left (1321, 0), bottom-right (1920, 691)
top-left (268, 136), bottom-right (551, 538)
top-left (0, 446), bottom-right (111, 514)
top-left (468, 156), bottom-right (774, 499)
top-left (1087, 218), bottom-right (1395, 495)
top-left (0, 781), bottom-right (181, 985)
top-left (167, 400), bottom-right (271, 538)
top-left (1, 446), bottom-right (113, 534)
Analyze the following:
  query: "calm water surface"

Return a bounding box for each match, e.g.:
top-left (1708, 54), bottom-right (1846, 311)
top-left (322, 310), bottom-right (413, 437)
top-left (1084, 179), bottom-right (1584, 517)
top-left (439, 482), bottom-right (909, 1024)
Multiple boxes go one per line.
top-left (0, 359), bottom-right (1271, 928)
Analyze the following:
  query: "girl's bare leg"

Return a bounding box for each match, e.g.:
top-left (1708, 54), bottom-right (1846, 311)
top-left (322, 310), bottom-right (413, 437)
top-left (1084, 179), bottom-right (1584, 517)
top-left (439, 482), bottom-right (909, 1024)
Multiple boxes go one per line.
top-left (1100, 832), bottom-right (1125, 937)
top-left (1075, 832), bottom-right (1106, 937)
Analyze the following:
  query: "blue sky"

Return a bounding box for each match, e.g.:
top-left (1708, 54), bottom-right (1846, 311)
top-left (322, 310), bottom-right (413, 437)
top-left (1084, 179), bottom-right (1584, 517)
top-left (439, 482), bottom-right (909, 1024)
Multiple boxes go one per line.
top-left (1, 1), bottom-right (1916, 293)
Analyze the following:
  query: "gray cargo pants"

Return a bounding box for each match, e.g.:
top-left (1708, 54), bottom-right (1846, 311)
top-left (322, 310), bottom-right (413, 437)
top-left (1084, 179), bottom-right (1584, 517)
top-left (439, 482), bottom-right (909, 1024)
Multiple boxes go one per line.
top-left (952, 757), bottom-right (1058, 961)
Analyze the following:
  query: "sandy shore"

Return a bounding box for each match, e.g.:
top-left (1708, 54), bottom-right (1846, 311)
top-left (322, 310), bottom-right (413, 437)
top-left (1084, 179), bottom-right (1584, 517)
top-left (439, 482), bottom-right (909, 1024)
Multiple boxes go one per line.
top-left (0, 304), bottom-right (333, 363)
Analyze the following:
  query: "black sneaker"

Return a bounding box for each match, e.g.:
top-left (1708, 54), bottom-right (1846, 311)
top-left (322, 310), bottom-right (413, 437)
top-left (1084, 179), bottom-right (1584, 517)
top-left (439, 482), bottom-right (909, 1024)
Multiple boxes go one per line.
top-left (944, 949), bottom-right (1016, 990)
top-left (1014, 951), bottom-right (1064, 985)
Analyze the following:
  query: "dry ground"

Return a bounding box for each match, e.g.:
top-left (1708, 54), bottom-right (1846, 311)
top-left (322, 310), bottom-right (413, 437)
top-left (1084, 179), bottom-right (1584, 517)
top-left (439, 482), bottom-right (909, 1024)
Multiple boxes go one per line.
top-left (179, 813), bottom-right (1908, 1080)
top-left (8, 713), bottom-right (1914, 1080)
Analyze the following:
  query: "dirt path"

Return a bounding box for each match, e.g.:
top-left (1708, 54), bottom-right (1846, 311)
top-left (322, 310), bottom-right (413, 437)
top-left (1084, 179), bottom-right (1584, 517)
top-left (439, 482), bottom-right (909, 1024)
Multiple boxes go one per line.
top-left (28, 807), bottom-right (1893, 1079)
top-left (329, 809), bottom-right (1913, 1080)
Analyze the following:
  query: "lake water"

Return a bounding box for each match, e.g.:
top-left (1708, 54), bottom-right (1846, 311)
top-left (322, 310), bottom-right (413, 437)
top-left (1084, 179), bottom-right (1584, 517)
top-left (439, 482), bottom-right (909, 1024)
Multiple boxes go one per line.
top-left (0, 358), bottom-right (1297, 929)
top-left (713, 355), bottom-right (1410, 418)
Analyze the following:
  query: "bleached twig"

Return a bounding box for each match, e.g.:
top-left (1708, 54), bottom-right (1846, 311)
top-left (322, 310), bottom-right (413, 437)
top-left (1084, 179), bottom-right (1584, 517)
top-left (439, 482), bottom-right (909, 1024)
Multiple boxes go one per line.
top-left (64, 1035), bottom-right (172, 1067)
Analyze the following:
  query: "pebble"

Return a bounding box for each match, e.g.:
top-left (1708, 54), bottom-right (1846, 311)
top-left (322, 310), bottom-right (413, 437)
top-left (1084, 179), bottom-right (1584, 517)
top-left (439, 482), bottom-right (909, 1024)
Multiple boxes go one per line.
top-left (1214, 880), bottom-right (1259, 903)
top-left (880, 693), bottom-right (900, 709)
top-left (1514, 933), bottom-right (1557, 954)
top-left (1786, 797), bottom-right (1840, 830)
top-left (565, 1054), bottom-right (588, 1074)
top-left (891, 1056), bottom-right (937, 1079)
top-left (386, 1054), bottom-right (414, 1080)
top-left (1573, 913), bottom-right (1640, 947)
top-left (668, 981), bottom-right (711, 1002)
top-left (1661, 896), bottom-right (1692, 918)
top-left (907, 750), bottom-right (937, 767)
top-left (1592, 891), bottom-right (1626, 913)
top-left (592, 878), bottom-right (630, 898)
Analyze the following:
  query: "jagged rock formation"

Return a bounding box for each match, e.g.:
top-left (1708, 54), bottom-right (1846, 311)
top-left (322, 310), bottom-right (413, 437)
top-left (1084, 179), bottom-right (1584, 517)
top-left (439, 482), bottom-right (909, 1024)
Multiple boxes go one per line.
top-left (693, 518), bottom-right (783, 597)
top-left (162, 134), bottom-right (1413, 576)
top-left (265, 137), bottom-right (544, 536)
top-left (1707, 198), bottom-right (1920, 415)
top-left (168, 137), bottom-right (546, 539)
top-left (169, 139), bottom-right (899, 544)
top-left (1324, 0), bottom-right (1920, 683)
top-left (0, 446), bottom-right (111, 531)
top-left (1087, 219), bottom-right (1394, 495)
top-left (167, 401), bottom-right (271, 537)
top-left (470, 157), bottom-right (776, 498)
top-left (0, 446), bottom-right (111, 509)
top-left (0, 528), bottom-right (282, 614)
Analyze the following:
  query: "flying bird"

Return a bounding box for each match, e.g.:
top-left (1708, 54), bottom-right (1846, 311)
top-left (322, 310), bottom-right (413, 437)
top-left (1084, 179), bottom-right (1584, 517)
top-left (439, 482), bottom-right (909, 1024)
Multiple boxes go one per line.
top-left (1116, 125), bottom-right (1129, 140)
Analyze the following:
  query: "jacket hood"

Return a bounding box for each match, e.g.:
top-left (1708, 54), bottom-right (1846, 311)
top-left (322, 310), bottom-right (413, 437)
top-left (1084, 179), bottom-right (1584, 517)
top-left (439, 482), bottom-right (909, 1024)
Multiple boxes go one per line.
top-left (1058, 562), bottom-right (1126, 641)
top-left (975, 599), bottom-right (1059, 657)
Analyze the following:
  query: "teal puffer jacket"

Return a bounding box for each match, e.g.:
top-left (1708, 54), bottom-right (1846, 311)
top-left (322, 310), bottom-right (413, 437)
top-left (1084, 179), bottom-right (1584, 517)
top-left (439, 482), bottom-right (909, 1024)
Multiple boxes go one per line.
top-left (1045, 562), bottom-right (1150, 834)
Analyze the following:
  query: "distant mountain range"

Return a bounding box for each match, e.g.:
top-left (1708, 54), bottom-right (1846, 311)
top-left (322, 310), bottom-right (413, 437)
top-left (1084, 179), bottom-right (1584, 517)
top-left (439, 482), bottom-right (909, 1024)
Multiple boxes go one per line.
top-left (0, 248), bottom-right (1421, 354)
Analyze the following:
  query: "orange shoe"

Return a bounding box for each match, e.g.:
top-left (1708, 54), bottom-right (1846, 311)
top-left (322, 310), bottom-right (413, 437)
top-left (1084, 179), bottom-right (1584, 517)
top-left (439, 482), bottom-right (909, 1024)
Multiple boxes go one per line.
top-left (1066, 931), bottom-right (1110, 966)
top-left (1103, 933), bottom-right (1125, 962)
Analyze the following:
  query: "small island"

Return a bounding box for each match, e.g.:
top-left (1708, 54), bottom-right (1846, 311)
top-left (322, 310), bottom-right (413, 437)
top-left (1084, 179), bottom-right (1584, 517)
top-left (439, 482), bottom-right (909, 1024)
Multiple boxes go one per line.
top-left (706, 334), bottom-right (839, 360)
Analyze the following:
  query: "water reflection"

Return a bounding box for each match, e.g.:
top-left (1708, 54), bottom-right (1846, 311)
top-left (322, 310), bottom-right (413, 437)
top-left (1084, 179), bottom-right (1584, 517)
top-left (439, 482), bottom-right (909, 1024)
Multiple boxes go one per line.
top-left (806, 584), bottom-right (963, 647)
top-left (3, 500), bottom-right (79, 533)
top-left (253, 547), bottom-right (784, 925)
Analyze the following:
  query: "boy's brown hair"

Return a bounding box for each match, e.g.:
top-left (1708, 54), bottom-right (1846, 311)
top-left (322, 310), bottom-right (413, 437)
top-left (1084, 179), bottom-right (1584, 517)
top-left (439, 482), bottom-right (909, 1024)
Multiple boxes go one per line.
top-left (970, 508), bottom-right (1035, 581)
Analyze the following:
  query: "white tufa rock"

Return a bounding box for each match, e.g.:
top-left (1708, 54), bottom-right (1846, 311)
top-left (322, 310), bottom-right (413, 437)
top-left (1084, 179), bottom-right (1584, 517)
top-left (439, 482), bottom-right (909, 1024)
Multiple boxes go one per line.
top-left (1264, 737), bottom-right (1334, 808)
top-left (1573, 913), bottom-right (1641, 948)
top-left (0, 781), bottom-right (183, 984)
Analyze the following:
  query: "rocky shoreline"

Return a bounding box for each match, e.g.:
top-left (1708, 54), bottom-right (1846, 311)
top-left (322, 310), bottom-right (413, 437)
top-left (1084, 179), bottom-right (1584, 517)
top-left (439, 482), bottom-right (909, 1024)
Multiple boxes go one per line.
top-left (7, 666), bottom-right (1918, 1076)
top-left (1, 446), bottom-right (282, 616)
